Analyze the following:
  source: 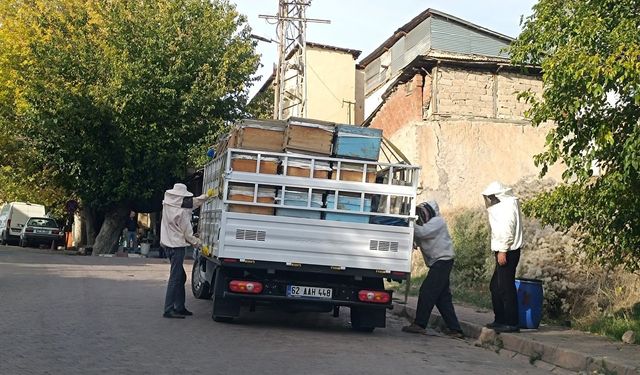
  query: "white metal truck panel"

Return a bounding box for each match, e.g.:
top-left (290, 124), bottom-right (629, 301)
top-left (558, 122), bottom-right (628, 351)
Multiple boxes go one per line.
top-left (217, 212), bottom-right (413, 273)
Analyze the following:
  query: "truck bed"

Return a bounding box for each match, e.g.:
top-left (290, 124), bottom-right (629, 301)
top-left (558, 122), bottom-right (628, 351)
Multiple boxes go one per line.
top-left (217, 211), bottom-right (413, 273)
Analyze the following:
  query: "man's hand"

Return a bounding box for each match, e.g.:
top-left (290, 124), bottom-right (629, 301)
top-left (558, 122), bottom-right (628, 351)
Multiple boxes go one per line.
top-left (497, 252), bottom-right (507, 266)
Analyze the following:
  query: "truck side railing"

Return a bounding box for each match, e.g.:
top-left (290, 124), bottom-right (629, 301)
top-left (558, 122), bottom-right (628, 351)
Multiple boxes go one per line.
top-left (202, 149), bottom-right (420, 220)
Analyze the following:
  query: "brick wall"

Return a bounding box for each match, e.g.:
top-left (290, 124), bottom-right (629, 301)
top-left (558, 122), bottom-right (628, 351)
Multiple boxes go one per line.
top-left (369, 73), bottom-right (431, 137)
top-left (435, 66), bottom-right (542, 120)
top-left (497, 72), bottom-right (543, 120)
top-left (436, 67), bottom-right (494, 117)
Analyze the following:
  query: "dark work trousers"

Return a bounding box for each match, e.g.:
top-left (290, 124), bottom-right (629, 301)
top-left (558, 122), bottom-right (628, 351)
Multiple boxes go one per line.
top-left (163, 247), bottom-right (187, 314)
top-left (414, 259), bottom-right (463, 332)
top-left (490, 249), bottom-right (521, 326)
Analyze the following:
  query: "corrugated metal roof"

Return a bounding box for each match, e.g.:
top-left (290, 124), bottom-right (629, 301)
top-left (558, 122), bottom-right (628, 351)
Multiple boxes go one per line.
top-left (359, 8), bottom-right (514, 67)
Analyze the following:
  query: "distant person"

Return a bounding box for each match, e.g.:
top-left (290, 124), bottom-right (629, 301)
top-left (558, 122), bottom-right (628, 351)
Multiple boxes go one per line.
top-left (482, 181), bottom-right (523, 333)
top-left (402, 201), bottom-right (464, 338)
top-left (161, 183), bottom-right (208, 319)
top-left (125, 211), bottom-right (137, 250)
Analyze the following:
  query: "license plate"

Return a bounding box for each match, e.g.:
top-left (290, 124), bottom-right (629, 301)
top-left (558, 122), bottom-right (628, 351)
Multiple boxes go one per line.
top-left (287, 285), bottom-right (332, 299)
top-left (35, 229), bottom-right (48, 234)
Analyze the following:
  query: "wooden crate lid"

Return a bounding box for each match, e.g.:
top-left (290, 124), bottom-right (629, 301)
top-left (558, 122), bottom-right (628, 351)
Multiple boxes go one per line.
top-left (335, 124), bottom-right (382, 138)
top-left (238, 119), bottom-right (287, 131)
top-left (287, 117), bottom-right (335, 132)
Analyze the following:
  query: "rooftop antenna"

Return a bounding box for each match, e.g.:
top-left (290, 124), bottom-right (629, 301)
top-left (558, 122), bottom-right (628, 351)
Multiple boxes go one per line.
top-left (259, 1), bottom-right (330, 120)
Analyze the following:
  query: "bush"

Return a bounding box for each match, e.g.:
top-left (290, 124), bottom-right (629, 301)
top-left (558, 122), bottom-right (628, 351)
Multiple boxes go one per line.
top-left (449, 208), bottom-right (492, 286)
top-left (446, 208), bottom-right (493, 309)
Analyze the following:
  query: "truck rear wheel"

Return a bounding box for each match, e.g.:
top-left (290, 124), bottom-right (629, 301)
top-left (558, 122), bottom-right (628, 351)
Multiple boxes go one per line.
top-left (191, 257), bottom-right (213, 299)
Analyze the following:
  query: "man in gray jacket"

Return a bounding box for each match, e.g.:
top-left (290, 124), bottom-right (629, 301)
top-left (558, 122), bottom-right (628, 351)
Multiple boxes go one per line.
top-left (402, 201), bottom-right (463, 338)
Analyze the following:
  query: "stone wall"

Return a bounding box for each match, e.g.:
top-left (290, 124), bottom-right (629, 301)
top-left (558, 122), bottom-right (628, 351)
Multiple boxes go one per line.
top-left (435, 67), bottom-right (494, 118)
top-left (435, 66), bottom-right (543, 121)
top-left (368, 64), bottom-right (558, 210)
top-left (497, 72), bottom-right (543, 120)
top-left (409, 119), bottom-right (562, 209)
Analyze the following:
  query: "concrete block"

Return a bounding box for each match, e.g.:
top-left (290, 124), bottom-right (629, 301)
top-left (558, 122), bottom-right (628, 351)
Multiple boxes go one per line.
top-left (533, 360), bottom-right (557, 372)
top-left (497, 348), bottom-right (517, 359)
top-left (512, 353), bottom-right (535, 366)
top-left (588, 358), bottom-right (640, 375)
top-left (551, 366), bottom-right (577, 375)
top-left (543, 347), bottom-right (591, 372)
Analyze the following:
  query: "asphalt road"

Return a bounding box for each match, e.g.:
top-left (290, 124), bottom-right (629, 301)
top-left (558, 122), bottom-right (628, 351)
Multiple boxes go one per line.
top-left (0, 246), bottom-right (553, 375)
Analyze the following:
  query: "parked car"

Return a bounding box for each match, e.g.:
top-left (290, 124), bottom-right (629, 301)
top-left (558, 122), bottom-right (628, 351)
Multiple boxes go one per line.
top-left (19, 217), bottom-right (63, 248)
top-left (0, 202), bottom-right (46, 245)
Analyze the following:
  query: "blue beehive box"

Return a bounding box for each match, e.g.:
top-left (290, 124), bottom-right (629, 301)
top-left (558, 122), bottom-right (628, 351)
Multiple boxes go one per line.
top-left (276, 190), bottom-right (323, 219)
top-left (333, 125), bottom-right (383, 161)
top-left (325, 193), bottom-right (372, 223)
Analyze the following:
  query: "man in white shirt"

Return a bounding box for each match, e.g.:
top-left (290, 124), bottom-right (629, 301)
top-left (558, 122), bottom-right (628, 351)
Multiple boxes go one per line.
top-left (161, 183), bottom-right (207, 319)
top-left (482, 181), bottom-right (523, 333)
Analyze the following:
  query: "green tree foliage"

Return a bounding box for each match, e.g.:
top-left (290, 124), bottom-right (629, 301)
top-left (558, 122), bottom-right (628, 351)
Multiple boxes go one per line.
top-left (510, 0), bottom-right (640, 271)
top-left (0, 133), bottom-right (70, 218)
top-left (246, 85), bottom-right (275, 120)
top-left (0, 0), bottom-right (259, 252)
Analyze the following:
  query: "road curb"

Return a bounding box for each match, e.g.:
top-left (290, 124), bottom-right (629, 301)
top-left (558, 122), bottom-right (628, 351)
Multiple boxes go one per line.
top-left (391, 301), bottom-right (640, 375)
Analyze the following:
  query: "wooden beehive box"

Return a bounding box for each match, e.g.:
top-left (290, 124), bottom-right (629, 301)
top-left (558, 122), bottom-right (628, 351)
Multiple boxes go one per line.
top-left (228, 119), bottom-right (286, 153)
top-left (227, 185), bottom-right (275, 215)
top-left (331, 163), bottom-right (377, 183)
top-left (284, 157), bottom-right (331, 179)
top-left (285, 117), bottom-right (335, 156)
top-left (230, 155), bottom-right (278, 174)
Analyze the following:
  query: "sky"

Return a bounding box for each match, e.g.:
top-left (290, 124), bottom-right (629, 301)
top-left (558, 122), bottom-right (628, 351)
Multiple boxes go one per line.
top-left (232, 0), bottom-right (538, 97)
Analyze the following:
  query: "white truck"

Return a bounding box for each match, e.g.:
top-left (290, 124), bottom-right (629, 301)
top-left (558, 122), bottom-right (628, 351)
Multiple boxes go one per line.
top-left (0, 202), bottom-right (47, 245)
top-left (191, 145), bottom-right (420, 332)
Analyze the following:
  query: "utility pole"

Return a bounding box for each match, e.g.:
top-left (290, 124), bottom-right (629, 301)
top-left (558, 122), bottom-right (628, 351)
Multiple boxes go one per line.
top-left (260, 1), bottom-right (329, 120)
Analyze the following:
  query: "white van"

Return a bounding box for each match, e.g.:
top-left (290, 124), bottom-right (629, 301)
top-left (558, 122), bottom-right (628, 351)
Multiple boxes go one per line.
top-left (0, 202), bottom-right (47, 245)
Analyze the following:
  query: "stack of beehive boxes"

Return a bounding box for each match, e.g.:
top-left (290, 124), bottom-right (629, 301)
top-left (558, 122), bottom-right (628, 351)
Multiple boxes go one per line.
top-left (215, 118), bottom-right (383, 222)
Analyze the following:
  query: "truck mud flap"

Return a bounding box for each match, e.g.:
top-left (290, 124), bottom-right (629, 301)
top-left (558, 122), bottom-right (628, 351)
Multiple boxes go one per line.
top-left (350, 306), bottom-right (386, 329)
top-left (212, 270), bottom-right (240, 320)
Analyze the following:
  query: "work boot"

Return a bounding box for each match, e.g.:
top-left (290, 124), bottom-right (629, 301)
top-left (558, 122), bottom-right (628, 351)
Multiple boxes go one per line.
top-left (402, 323), bottom-right (426, 334)
top-left (175, 308), bottom-right (193, 316)
top-left (494, 324), bottom-right (520, 333)
top-left (442, 328), bottom-right (465, 339)
top-left (163, 311), bottom-right (186, 319)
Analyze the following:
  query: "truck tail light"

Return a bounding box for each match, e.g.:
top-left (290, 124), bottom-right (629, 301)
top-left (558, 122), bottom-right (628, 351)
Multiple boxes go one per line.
top-left (25, 227), bottom-right (34, 233)
top-left (229, 280), bottom-right (263, 294)
top-left (358, 290), bottom-right (391, 304)
top-left (52, 230), bottom-right (60, 235)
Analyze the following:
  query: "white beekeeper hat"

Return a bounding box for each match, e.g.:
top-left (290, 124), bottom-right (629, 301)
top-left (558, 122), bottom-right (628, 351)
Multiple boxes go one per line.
top-left (481, 181), bottom-right (512, 196)
top-left (166, 183), bottom-right (194, 197)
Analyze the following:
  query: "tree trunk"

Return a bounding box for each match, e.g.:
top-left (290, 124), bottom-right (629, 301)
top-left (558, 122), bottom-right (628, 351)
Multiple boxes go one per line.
top-left (82, 206), bottom-right (97, 247)
top-left (92, 206), bottom-right (128, 255)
